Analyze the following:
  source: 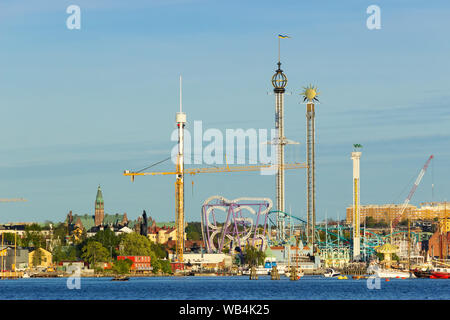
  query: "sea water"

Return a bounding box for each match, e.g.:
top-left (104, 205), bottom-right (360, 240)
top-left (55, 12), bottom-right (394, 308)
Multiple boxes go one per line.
top-left (0, 276), bottom-right (448, 300)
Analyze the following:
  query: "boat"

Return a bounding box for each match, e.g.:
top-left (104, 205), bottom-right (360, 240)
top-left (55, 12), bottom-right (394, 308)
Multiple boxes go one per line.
top-left (374, 269), bottom-right (412, 278)
top-left (412, 268), bottom-right (432, 278)
top-left (284, 268), bottom-right (304, 278)
top-left (242, 266), bottom-right (270, 276)
top-left (337, 275), bottom-right (348, 280)
top-left (22, 273), bottom-right (30, 278)
top-left (323, 268), bottom-right (341, 278)
top-left (430, 267), bottom-right (450, 279)
top-left (111, 275), bottom-right (129, 281)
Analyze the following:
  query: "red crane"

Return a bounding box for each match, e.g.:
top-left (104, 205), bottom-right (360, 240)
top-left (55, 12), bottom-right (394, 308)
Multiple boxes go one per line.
top-left (392, 155), bottom-right (434, 228)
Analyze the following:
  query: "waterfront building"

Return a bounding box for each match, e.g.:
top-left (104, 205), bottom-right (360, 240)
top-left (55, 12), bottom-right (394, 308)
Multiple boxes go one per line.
top-left (428, 231), bottom-right (450, 259)
top-left (117, 256), bottom-right (152, 271)
top-left (28, 247), bottom-right (52, 269)
top-left (346, 202), bottom-right (450, 225)
top-left (147, 221), bottom-right (187, 244)
top-left (346, 204), bottom-right (417, 225)
top-left (0, 246), bottom-right (29, 271)
top-left (175, 253), bottom-right (232, 272)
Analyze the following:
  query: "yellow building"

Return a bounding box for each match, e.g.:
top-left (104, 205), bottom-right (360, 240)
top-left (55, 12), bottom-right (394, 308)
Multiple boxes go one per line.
top-left (346, 204), bottom-right (416, 224)
top-left (347, 202), bottom-right (450, 224)
top-left (28, 248), bottom-right (52, 268)
top-left (147, 226), bottom-right (187, 244)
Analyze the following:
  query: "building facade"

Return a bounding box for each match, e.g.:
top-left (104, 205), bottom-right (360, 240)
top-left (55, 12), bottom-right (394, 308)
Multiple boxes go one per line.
top-left (117, 256), bottom-right (152, 271)
top-left (346, 202), bottom-right (450, 225)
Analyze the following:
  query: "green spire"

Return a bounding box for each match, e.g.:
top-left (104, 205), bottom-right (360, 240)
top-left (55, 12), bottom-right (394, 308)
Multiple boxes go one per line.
top-left (96, 185), bottom-right (104, 205)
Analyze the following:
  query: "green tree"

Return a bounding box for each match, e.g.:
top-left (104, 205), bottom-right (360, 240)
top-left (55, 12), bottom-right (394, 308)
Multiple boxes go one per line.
top-left (90, 228), bottom-right (120, 258)
top-left (160, 259), bottom-right (172, 274)
top-left (186, 222), bottom-right (202, 241)
top-left (152, 259), bottom-right (162, 274)
top-left (52, 245), bottom-right (78, 263)
top-left (81, 241), bottom-right (109, 268)
top-left (120, 233), bottom-right (153, 256)
top-left (25, 223), bottom-right (42, 232)
top-left (53, 223), bottom-right (69, 245)
top-left (113, 258), bottom-right (133, 275)
top-left (150, 242), bottom-right (168, 259)
top-left (32, 248), bottom-right (44, 267)
top-left (243, 245), bottom-right (265, 267)
top-left (2, 232), bottom-right (16, 245)
top-left (21, 230), bottom-right (46, 249)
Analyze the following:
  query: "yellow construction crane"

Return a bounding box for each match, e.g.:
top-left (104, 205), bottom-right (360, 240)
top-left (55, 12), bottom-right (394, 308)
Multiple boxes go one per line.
top-left (0, 198), bottom-right (27, 202)
top-left (124, 162), bottom-right (307, 263)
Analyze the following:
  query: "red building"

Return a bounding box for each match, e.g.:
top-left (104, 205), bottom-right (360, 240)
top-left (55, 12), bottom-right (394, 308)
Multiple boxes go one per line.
top-left (428, 232), bottom-right (450, 259)
top-left (117, 256), bottom-right (152, 271)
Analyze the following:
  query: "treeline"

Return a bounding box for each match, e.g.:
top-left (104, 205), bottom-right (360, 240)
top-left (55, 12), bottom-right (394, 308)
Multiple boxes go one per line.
top-left (52, 229), bottom-right (173, 274)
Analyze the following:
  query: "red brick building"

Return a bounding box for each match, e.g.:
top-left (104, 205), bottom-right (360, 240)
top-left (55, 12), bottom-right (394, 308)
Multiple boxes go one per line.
top-left (428, 231), bottom-right (450, 259)
top-left (117, 256), bottom-right (152, 271)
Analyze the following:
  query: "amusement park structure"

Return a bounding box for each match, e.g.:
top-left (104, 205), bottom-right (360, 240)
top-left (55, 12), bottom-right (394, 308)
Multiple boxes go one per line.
top-left (351, 145), bottom-right (362, 260)
top-left (201, 196), bottom-right (273, 253)
top-left (124, 75), bottom-right (306, 263)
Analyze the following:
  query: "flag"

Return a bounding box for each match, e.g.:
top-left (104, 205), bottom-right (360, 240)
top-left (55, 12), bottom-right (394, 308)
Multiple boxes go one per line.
top-left (353, 144), bottom-right (363, 148)
top-left (278, 34), bottom-right (290, 39)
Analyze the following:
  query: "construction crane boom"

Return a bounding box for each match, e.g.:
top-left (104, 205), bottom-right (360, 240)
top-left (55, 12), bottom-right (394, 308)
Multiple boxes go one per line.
top-left (394, 155), bottom-right (433, 227)
top-left (124, 162), bottom-right (307, 181)
top-left (0, 198), bottom-right (27, 202)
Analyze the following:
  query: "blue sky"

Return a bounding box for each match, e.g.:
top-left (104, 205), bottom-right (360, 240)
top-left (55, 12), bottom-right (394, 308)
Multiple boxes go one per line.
top-left (0, 0), bottom-right (449, 224)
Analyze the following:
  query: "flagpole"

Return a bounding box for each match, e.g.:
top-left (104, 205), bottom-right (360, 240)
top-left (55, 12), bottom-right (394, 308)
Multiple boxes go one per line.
top-left (278, 36), bottom-right (280, 63)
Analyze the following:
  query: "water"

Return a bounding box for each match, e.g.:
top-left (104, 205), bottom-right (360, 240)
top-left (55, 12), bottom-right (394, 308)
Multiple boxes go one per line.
top-left (0, 276), bottom-right (449, 300)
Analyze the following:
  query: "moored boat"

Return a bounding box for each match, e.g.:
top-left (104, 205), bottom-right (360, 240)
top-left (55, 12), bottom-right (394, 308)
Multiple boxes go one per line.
top-left (430, 267), bottom-right (450, 279)
top-left (413, 268), bottom-right (432, 278)
top-left (374, 269), bottom-right (412, 278)
top-left (323, 268), bottom-right (340, 278)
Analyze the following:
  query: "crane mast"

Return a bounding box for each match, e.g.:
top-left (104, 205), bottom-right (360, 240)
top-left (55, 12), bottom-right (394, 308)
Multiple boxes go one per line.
top-left (175, 76), bottom-right (186, 263)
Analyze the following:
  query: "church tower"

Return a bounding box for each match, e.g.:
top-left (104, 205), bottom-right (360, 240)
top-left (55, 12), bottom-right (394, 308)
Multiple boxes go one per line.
top-left (95, 185), bottom-right (104, 226)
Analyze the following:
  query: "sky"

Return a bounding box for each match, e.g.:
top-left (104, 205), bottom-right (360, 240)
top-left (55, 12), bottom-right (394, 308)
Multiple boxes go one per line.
top-left (0, 0), bottom-right (449, 224)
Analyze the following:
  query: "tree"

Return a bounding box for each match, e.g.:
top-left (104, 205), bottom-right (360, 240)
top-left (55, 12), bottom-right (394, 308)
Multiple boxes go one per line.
top-left (186, 222), bottom-right (202, 241)
top-left (243, 245), bottom-right (265, 267)
top-left (32, 248), bottom-right (44, 267)
top-left (53, 223), bottom-right (68, 245)
top-left (21, 230), bottom-right (46, 249)
top-left (160, 259), bottom-right (172, 274)
top-left (25, 223), bottom-right (42, 232)
top-left (150, 242), bottom-right (168, 259)
top-left (90, 228), bottom-right (120, 258)
top-left (120, 233), bottom-right (153, 256)
top-left (81, 241), bottom-right (109, 268)
top-left (2, 233), bottom-right (16, 245)
top-left (52, 245), bottom-right (78, 263)
top-left (152, 259), bottom-right (162, 274)
top-left (113, 258), bottom-right (133, 275)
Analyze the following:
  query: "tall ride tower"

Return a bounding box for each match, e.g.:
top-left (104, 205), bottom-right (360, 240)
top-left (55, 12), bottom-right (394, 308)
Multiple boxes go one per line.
top-left (175, 76), bottom-right (186, 263)
top-left (301, 85), bottom-right (319, 247)
top-left (272, 60), bottom-right (288, 242)
top-left (351, 145), bottom-right (362, 261)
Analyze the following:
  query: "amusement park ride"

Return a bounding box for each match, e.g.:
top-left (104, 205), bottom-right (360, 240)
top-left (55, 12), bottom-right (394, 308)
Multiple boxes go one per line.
top-left (123, 37), bottom-right (436, 267)
top-left (124, 76), bottom-right (307, 263)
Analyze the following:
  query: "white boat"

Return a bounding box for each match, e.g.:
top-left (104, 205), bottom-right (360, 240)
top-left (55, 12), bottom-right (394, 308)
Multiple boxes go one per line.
top-left (374, 269), bottom-right (412, 278)
top-left (22, 273), bottom-right (30, 278)
top-left (242, 266), bottom-right (270, 275)
top-left (324, 268), bottom-right (341, 278)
